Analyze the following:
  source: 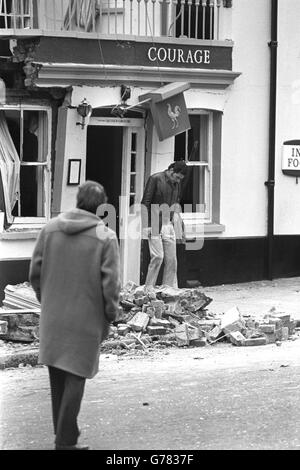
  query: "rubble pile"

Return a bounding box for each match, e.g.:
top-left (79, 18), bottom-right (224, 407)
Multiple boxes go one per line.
top-left (101, 283), bottom-right (299, 353)
top-left (102, 282), bottom-right (212, 349)
top-left (218, 306), bottom-right (298, 347)
top-left (0, 282), bottom-right (298, 352)
top-left (0, 283), bottom-right (40, 342)
top-left (101, 282), bottom-right (214, 352)
top-left (2, 283), bottom-right (40, 310)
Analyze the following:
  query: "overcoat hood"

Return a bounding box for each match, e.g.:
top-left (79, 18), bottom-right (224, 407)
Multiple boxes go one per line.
top-left (58, 209), bottom-right (100, 234)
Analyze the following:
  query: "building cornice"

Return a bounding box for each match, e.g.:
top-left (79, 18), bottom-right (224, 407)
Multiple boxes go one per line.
top-left (33, 62), bottom-right (241, 89)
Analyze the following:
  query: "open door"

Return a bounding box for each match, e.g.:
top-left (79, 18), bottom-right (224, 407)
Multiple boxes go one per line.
top-left (86, 119), bottom-right (145, 285)
top-left (119, 127), bottom-right (145, 285)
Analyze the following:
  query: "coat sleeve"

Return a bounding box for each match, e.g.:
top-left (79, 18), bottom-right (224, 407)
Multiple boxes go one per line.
top-left (141, 175), bottom-right (157, 228)
top-left (101, 233), bottom-right (121, 322)
top-left (29, 228), bottom-right (46, 303)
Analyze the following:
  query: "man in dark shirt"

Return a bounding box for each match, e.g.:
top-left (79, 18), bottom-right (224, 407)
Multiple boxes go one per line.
top-left (141, 161), bottom-right (187, 287)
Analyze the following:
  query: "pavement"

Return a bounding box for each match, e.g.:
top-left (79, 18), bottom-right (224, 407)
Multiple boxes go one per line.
top-left (2, 341), bottom-right (300, 450)
top-left (0, 276), bottom-right (300, 370)
top-left (204, 277), bottom-right (300, 320)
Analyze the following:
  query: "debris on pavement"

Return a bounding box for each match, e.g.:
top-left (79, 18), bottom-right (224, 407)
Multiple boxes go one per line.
top-left (2, 283), bottom-right (40, 310)
top-left (0, 282), bottom-right (299, 358)
top-left (101, 283), bottom-right (299, 353)
top-left (0, 283), bottom-right (40, 342)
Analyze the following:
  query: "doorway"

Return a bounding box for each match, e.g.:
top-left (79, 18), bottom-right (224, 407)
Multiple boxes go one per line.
top-left (86, 126), bottom-right (122, 236)
top-left (86, 119), bottom-right (145, 285)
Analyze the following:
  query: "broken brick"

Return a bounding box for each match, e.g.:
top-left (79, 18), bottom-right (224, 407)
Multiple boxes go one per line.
top-left (127, 312), bottom-right (149, 332)
top-left (134, 296), bottom-right (148, 307)
top-left (147, 326), bottom-right (168, 336)
top-left (281, 327), bottom-right (289, 341)
top-left (221, 307), bottom-right (245, 334)
top-left (288, 320), bottom-right (296, 335)
top-left (228, 331), bottom-right (246, 346)
top-left (0, 312), bottom-right (39, 342)
top-left (0, 320), bottom-right (8, 335)
top-left (198, 320), bottom-right (218, 331)
top-left (120, 300), bottom-right (135, 311)
top-left (117, 324), bottom-right (130, 336)
top-left (258, 324), bottom-right (276, 334)
top-left (190, 338), bottom-right (207, 347)
top-left (271, 313), bottom-right (290, 327)
top-left (208, 325), bottom-right (223, 341)
top-left (187, 327), bottom-right (202, 342)
top-left (146, 307), bottom-right (155, 318)
top-left (245, 318), bottom-right (258, 329)
top-left (243, 337), bottom-right (267, 346)
top-left (153, 307), bottom-right (164, 319)
top-left (151, 300), bottom-right (165, 309)
top-left (265, 333), bottom-right (276, 344)
top-left (175, 324), bottom-right (189, 346)
top-left (268, 318), bottom-right (283, 328)
top-left (149, 318), bottom-right (171, 328)
top-left (168, 317), bottom-right (180, 328)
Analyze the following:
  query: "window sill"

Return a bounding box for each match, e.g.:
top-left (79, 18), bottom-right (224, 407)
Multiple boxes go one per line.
top-left (184, 222), bottom-right (225, 241)
top-left (0, 229), bottom-right (41, 240)
top-left (204, 223), bottom-right (225, 234)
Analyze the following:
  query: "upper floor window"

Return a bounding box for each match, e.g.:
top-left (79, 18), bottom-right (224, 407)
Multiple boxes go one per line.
top-left (0, 0), bottom-right (33, 29)
top-left (175, 0), bottom-right (216, 40)
top-left (0, 0), bottom-right (225, 40)
top-left (0, 107), bottom-right (51, 228)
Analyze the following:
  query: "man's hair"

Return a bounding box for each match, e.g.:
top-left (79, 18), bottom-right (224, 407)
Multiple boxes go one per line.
top-left (168, 160), bottom-right (188, 176)
top-left (76, 180), bottom-right (107, 214)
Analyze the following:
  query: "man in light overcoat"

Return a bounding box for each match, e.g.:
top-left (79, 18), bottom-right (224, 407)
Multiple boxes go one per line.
top-left (30, 180), bottom-right (121, 450)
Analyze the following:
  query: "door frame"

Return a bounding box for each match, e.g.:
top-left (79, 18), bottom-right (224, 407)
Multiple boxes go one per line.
top-left (89, 117), bottom-right (144, 128)
top-left (120, 126), bottom-right (145, 285)
top-left (88, 117), bottom-right (145, 285)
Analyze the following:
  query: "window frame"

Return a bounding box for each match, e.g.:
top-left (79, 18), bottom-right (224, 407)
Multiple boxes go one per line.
top-left (179, 109), bottom-right (213, 223)
top-left (0, 104), bottom-right (51, 227)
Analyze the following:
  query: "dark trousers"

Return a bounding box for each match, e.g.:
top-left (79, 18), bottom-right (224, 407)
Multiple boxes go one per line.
top-left (48, 366), bottom-right (86, 446)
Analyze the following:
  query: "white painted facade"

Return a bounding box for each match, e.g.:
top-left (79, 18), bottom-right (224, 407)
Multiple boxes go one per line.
top-left (275, 0), bottom-right (300, 235)
top-left (57, 0), bottom-right (300, 242)
top-left (1, 0), bottom-right (299, 286)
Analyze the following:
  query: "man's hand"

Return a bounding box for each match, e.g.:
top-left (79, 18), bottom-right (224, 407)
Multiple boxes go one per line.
top-left (142, 227), bottom-right (152, 239)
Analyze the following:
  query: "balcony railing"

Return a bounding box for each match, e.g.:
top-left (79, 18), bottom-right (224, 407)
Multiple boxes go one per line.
top-left (0, 0), bottom-right (226, 40)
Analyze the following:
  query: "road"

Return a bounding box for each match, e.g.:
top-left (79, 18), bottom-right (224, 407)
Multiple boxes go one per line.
top-left (1, 340), bottom-right (300, 451)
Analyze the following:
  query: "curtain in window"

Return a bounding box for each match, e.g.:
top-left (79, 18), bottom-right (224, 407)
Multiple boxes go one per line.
top-left (0, 111), bottom-right (20, 225)
top-left (63, 0), bottom-right (100, 32)
top-left (8, 0), bottom-right (32, 28)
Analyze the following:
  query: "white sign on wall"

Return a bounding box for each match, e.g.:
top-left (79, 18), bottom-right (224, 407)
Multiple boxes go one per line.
top-left (282, 141), bottom-right (300, 176)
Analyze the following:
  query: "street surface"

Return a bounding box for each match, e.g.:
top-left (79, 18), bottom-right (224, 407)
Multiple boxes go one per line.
top-left (205, 277), bottom-right (300, 320)
top-left (1, 340), bottom-right (300, 450)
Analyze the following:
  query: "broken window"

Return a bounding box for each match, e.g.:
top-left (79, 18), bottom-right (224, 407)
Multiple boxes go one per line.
top-left (0, 111), bottom-right (20, 225)
top-left (63, 0), bottom-right (100, 32)
top-left (174, 112), bottom-right (212, 220)
top-left (0, 107), bottom-right (50, 227)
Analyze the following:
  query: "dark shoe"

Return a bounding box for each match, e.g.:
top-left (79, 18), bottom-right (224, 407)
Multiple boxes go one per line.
top-left (55, 443), bottom-right (90, 450)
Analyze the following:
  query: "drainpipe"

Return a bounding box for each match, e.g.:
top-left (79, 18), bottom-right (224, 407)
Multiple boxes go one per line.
top-left (265, 0), bottom-right (278, 280)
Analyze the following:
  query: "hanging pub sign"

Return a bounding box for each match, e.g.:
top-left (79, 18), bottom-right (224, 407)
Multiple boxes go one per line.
top-left (282, 140), bottom-right (300, 177)
top-left (139, 82), bottom-right (191, 141)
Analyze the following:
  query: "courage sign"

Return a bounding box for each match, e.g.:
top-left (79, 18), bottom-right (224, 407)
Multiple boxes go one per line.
top-left (147, 46), bottom-right (211, 65)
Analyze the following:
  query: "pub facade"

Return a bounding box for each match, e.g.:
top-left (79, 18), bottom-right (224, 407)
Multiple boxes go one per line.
top-left (0, 0), bottom-right (299, 299)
